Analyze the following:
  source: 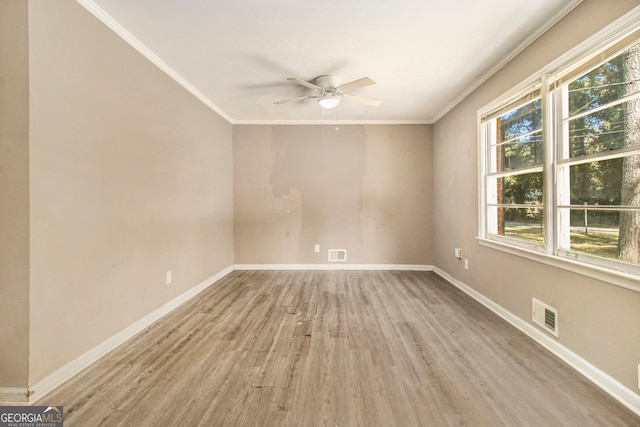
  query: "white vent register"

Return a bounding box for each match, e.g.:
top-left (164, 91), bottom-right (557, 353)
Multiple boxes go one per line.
top-left (328, 249), bottom-right (347, 262)
top-left (532, 298), bottom-right (559, 337)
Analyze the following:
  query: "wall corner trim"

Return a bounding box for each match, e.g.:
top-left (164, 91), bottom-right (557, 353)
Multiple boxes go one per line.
top-left (432, 267), bottom-right (640, 418)
top-left (0, 388), bottom-right (30, 405)
top-left (27, 265), bottom-right (234, 404)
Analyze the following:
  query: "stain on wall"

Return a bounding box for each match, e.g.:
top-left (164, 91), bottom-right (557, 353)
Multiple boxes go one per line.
top-left (270, 126), bottom-right (367, 262)
top-left (234, 124), bottom-right (433, 265)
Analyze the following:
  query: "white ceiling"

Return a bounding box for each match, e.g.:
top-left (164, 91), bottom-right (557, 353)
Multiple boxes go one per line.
top-left (80, 0), bottom-right (582, 124)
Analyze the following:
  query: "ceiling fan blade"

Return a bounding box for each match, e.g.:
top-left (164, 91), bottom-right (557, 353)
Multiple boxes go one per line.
top-left (287, 77), bottom-right (324, 91)
top-left (343, 93), bottom-right (382, 107)
top-left (337, 77), bottom-right (376, 93)
top-left (273, 95), bottom-right (314, 105)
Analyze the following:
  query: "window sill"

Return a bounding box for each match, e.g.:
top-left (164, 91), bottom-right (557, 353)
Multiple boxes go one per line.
top-left (477, 237), bottom-right (640, 293)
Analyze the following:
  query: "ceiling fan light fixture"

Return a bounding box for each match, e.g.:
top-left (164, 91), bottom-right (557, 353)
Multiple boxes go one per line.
top-left (318, 94), bottom-right (341, 109)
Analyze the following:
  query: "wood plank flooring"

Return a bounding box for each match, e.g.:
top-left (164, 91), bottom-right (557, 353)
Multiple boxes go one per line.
top-left (35, 270), bottom-right (640, 426)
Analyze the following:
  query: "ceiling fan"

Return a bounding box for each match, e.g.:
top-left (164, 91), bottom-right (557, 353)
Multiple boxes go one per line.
top-left (274, 75), bottom-right (382, 109)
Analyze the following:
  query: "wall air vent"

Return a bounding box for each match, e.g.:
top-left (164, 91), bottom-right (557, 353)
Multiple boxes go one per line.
top-left (532, 298), bottom-right (559, 337)
top-left (328, 249), bottom-right (347, 262)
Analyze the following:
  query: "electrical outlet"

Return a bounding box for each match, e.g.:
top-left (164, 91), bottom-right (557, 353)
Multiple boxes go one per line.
top-left (637, 364), bottom-right (640, 390)
top-left (454, 248), bottom-right (462, 259)
top-left (464, 259), bottom-right (469, 270)
top-left (314, 244), bottom-right (320, 253)
top-left (166, 270), bottom-right (172, 285)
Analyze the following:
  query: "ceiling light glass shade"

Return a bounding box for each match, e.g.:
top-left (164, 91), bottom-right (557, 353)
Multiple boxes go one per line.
top-left (318, 95), bottom-right (341, 109)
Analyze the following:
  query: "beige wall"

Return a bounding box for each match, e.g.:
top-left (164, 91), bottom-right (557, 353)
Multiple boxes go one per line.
top-left (0, 0), bottom-right (30, 390)
top-left (9, 0), bottom-right (638, 402)
top-left (234, 125), bottom-right (433, 265)
top-left (27, 0), bottom-right (234, 385)
top-left (433, 0), bottom-right (640, 392)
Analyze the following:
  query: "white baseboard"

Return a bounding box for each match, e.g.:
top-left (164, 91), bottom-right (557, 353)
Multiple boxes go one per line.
top-left (233, 263), bottom-right (434, 271)
top-left (432, 267), bottom-right (640, 418)
top-left (27, 265), bottom-right (234, 404)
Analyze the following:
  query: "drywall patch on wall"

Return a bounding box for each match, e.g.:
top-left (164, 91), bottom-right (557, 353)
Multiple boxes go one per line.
top-left (233, 124), bottom-right (433, 265)
top-left (233, 125), bottom-right (303, 263)
top-left (270, 125), bottom-right (367, 263)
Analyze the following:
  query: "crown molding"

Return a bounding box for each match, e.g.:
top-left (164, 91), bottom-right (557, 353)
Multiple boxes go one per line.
top-left (428, 0), bottom-right (584, 124)
top-left (75, 0), bottom-right (235, 124)
top-left (77, 0), bottom-right (584, 126)
top-left (75, 0), bottom-right (430, 126)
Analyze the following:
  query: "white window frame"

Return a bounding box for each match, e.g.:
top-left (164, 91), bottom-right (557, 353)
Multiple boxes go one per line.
top-left (478, 6), bottom-right (640, 293)
top-left (479, 81), bottom-right (546, 253)
top-left (553, 74), bottom-right (640, 276)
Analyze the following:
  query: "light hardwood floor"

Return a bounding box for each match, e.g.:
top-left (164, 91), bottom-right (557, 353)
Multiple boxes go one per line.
top-left (35, 270), bottom-right (639, 426)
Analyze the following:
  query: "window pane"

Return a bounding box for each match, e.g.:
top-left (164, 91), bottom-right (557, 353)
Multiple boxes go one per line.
top-left (495, 98), bottom-right (543, 171)
top-left (498, 172), bottom-right (543, 205)
top-left (559, 207), bottom-right (640, 265)
top-left (568, 56), bottom-right (625, 117)
top-left (497, 207), bottom-right (544, 244)
top-left (496, 132), bottom-right (543, 170)
top-left (568, 100), bottom-right (639, 158)
top-left (562, 208), bottom-right (620, 260)
top-left (567, 42), bottom-right (640, 159)
top-left (569, 158), bottom-right (623, 205)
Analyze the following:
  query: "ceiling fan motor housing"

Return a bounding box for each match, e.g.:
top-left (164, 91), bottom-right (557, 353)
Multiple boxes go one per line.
top-left (315, 75), bottom-right (342, 93)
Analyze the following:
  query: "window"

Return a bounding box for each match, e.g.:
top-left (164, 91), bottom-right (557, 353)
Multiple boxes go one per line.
top-left (555, 40), bottom-right (640, 270)
top-left (481, 83), bottom-right (544, 248)
top-left (480, 21), bottom-right (640, 282)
